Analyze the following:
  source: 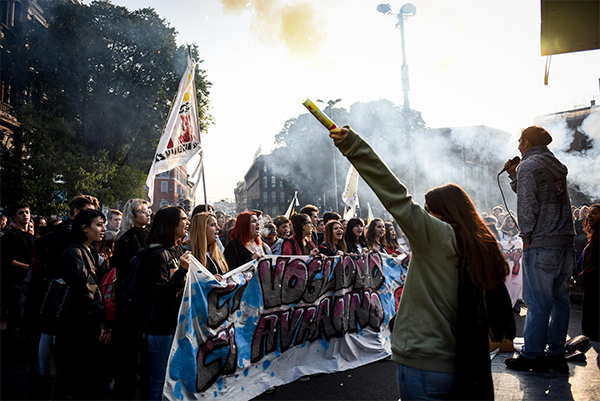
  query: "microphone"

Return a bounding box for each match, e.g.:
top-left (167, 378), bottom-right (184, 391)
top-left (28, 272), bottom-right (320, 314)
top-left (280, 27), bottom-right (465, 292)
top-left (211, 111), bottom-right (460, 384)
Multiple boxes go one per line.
top-left (499, 156), bottom-right (520, 174)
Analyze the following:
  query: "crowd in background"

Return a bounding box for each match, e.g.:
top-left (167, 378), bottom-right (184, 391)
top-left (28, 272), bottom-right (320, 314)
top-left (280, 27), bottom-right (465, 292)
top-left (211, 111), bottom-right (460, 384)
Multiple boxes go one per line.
top-left (0, 194), bottom-right (597, 400)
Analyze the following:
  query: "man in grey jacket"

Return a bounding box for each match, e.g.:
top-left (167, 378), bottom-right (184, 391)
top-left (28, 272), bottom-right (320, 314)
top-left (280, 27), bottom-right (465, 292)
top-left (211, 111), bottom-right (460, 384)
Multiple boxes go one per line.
top-left (504, 126), bottom-right (575, 374)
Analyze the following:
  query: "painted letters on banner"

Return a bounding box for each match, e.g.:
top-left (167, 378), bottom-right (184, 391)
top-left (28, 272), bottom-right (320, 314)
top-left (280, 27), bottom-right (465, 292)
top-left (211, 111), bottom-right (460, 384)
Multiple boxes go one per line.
top-left (164, 253), bottom-right (407, 400)
top-left (500, 239), bottom-right (523, 308)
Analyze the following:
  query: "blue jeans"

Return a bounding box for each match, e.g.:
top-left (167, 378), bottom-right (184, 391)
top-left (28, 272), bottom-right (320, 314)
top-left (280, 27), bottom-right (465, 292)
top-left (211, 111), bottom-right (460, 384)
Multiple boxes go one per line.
top-left (397, 363), bottom-right (455, 400)
top-left (521, 244), bottom-right (573, 358)
top-left (39, 333), bottom-right (56, 375)
top-left (147, 334), bottom-right (174, 401)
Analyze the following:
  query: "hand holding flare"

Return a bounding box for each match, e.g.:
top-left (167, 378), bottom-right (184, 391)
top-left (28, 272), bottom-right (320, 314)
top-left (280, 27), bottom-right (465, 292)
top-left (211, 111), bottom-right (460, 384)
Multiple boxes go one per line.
top-left (329, 127), bottom-right (349, 145)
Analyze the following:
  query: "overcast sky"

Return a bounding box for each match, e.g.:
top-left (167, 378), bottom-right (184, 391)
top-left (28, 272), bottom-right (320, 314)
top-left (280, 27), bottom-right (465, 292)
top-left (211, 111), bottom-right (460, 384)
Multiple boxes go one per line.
top-left (100, 0), bottom-right (599, 203)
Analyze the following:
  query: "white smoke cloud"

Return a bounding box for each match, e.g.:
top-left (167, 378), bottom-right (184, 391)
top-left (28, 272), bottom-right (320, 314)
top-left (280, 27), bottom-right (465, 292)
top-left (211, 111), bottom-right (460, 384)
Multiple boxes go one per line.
top-left (538, 108), bottom-right (600, 201)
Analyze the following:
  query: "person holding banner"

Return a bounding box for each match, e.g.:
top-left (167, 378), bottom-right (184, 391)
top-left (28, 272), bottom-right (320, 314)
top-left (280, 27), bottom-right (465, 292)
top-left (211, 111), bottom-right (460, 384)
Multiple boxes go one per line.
top-left (281, 213), bottom-right (320, 256)
top-left (318, 220), bottom-right (347, 256)
top-left (344, 217), bottom-right (367, 255)
top-left (385, 222), bottom-right (405, 255)
top-left (186, 212), bottom-right (229, 279)
top-left (138, 206), bottom-right (191, 400)
top-left (224, 212), bottom-right (268, 269)
top-left (366, 218), bottom-right (388, 253)
top-left (329, 126), bottom-right (514, 400)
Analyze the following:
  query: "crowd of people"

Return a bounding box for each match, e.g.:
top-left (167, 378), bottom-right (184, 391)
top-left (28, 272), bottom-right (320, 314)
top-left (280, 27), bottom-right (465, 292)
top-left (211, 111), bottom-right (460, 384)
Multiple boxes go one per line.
top-left (0, 126), bottom-right (598, 400)
top-left (0, 195), bottom-right (413, 399)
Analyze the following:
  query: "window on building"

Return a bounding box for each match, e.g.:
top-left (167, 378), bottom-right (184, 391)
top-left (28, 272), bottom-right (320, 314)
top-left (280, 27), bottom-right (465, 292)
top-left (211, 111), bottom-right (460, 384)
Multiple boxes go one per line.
top-left (280, 190), bottom-right (285, 202)
top-left (271, 191), bottom-right (277, 203)
top-left (159, 199), bottom-right (170, 208)
top-left (263, 177), bottom-right (267, 188)
top-left (161, 181), bottom-right (168, 193)
top-left (263, 191), bottom-right (268, 203)
top-left (263, 164), bottom-right (268, 173)
top-left (271, 176), bottom-right (276, 188)
top-left (272, 206), bottom-right (278, 216)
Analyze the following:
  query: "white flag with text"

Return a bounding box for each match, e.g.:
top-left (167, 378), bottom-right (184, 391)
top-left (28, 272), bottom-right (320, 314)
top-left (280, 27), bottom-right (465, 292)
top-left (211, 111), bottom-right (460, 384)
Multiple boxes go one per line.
top-left (146, 55), bottom-right (201, 205)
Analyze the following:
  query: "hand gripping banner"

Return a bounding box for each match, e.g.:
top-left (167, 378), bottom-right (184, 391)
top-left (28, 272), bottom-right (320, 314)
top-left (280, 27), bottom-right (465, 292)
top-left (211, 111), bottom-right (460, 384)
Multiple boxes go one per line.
top-left (164, 253), bottom-right (407, 400)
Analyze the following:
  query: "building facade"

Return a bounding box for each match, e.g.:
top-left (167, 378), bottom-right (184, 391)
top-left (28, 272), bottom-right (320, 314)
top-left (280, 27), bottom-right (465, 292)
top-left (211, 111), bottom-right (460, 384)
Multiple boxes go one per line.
top-left (234, 154), bottom-right (292, 217)
top-left (151, 165), bottom-right (193, 213)
top-left (1, 0), bottom-right (48, 146)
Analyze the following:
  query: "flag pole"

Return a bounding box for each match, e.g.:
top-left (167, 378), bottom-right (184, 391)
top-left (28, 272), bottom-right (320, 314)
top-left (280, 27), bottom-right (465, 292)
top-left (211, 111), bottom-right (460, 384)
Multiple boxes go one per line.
top-left (188, 46), bottom-right (208, 211)
top-left (199, 132), bottom-right (208, 211)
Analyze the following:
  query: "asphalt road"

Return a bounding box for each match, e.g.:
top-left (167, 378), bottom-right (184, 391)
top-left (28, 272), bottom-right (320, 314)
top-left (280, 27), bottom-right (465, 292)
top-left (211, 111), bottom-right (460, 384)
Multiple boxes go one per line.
top-left (2, 291), bottom-right (598, 400)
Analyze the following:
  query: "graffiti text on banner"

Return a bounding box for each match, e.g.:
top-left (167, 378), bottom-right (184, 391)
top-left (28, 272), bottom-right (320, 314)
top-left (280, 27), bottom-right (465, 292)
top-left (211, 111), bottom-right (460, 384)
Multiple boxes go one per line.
top-left (165, 253), bottom-right (407, 401)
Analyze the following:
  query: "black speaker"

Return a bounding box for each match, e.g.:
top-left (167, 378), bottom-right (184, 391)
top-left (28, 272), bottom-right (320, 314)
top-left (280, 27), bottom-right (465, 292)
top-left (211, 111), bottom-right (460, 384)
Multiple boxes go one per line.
top-left (541, 0), bottom-right (600, 55)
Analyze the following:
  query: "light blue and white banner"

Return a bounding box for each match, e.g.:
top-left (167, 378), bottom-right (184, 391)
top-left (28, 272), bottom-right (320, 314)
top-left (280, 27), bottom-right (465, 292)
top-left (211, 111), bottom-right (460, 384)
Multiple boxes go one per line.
top-left (164, 253), bottom-right (407, 400)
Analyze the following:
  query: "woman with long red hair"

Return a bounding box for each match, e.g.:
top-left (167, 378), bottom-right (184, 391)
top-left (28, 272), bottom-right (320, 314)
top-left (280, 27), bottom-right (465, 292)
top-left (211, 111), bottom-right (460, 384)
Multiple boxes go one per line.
top-left (223, 211), bottom-right (268, 269)
top-left (329, 126), bottom-right (514, 400)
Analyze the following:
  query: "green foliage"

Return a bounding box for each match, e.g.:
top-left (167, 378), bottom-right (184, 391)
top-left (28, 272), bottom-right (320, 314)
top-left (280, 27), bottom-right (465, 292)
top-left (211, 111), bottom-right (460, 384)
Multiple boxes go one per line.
top-left (1, 0), bottom-right (212, 215)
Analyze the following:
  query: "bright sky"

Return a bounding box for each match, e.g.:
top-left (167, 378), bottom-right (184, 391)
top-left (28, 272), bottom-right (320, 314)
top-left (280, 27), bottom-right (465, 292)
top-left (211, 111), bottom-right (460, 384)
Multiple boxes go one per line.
top-left (106, 0), bottom-right (599, 203)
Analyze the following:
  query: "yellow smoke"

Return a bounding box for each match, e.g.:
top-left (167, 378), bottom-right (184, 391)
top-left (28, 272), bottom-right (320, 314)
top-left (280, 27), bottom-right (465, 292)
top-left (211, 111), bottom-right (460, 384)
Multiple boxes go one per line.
top-left (221, 0), bottom-right (325, 57)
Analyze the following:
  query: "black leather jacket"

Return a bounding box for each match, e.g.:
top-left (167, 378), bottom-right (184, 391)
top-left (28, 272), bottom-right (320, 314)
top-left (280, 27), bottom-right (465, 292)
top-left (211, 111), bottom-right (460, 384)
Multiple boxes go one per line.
top-left (138, 245), bottom-right (187, 336)
top-left (56, 244), bottom-right (105, 332)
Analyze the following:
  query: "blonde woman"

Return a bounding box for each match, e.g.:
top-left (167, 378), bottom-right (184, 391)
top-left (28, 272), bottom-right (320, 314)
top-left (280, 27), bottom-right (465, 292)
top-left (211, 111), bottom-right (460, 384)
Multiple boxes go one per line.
top-left (187, 212), bottom-right (229, 279)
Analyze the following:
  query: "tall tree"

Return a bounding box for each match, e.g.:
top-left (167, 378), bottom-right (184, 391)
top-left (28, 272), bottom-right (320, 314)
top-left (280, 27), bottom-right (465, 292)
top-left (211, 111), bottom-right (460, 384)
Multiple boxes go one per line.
top-left (1, 0), bottom-right (212, 215)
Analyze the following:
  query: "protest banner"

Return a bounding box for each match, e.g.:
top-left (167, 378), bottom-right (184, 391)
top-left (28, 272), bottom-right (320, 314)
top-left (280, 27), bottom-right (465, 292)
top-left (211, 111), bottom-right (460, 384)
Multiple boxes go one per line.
top-left (499, 239), bottom-right (524, 308)
top-left (164, 253), bottom-right (407, 400)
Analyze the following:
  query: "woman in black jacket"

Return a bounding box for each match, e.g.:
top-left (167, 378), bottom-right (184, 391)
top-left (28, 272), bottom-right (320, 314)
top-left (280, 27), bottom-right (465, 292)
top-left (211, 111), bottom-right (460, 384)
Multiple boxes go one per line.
top-left (139, 206), bottom-right (191, 401)
top-left (186, 212), bottom-right (229, 278)
top-left (112, 198), bottom-right (152, 400)
top-left (318, 220), bottom-right (347, 256)
top-left (223, 211), bottom-right (267, 269)
top-left (344, 217), bottom-right (367, 255)
top-left (53, 209), bottom-right (110, 399)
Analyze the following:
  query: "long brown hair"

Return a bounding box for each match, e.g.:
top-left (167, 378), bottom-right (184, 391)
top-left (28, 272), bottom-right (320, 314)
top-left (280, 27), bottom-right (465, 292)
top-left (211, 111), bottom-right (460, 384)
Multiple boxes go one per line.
top-left (323, 220), bottom-right (347, 253)
top-left (290, 213), bottom-right (314, 255)
top-left (385, 222), bottom-right (399, 249)
top-left (425, 184), bottom-right (508, 290)
top-left (366, 218), bottom-right (387, 250)
top-left (584, 204), bottom-right (599, 241)
top-left (187, 213), bottom-right (229, 273)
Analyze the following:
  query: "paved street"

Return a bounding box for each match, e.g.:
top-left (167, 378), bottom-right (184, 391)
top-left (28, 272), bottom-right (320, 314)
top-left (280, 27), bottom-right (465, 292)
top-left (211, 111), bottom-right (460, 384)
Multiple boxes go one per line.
top-left (2, 293), bottom-right (598, 400)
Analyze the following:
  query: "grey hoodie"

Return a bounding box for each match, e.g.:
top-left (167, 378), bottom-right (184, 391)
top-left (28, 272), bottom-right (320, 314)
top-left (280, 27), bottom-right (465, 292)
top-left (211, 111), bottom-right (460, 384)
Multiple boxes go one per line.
top-left (509, 145), bottom-right (575, 247)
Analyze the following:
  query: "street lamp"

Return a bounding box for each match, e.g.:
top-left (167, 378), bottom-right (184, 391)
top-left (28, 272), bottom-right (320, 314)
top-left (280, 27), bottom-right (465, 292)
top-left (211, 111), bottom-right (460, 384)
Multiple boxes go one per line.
top-left (377, 3), bottom-right (416, 112)
top-left (317, 98), bottom-right (342, 213)
top-left (377, 3), bottom-right (417, 193)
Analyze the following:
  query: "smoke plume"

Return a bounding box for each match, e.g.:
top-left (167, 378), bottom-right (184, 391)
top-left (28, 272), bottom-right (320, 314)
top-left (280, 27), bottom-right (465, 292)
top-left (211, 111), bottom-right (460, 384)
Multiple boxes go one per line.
top-left (539, 109), bottom-right (600, 202)
top-left (221, 0), bottom-right (325, 57)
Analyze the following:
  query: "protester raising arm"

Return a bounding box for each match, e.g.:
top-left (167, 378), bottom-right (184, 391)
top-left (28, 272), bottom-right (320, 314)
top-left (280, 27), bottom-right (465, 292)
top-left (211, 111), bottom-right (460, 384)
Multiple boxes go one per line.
top-left (329, 127), bottom-right (453, 254)
top-left (329, 126), bottom-right (512, 400)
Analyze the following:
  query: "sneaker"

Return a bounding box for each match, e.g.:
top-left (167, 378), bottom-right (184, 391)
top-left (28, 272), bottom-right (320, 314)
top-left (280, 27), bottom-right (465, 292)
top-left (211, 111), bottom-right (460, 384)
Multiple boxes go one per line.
top-left (547, 353), bottom-right (569, 374)
top-left (505, 355), bottom-right (549, 373)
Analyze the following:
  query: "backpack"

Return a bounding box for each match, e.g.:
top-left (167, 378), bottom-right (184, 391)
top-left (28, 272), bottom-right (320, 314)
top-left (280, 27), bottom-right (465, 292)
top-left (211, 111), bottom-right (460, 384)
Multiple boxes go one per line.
top-left (120, 244), bottom-right (169, 327)
top-left (21, 231), bottom-right (60, 335)
top-left (100, 267), bottom-right (117, 321)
